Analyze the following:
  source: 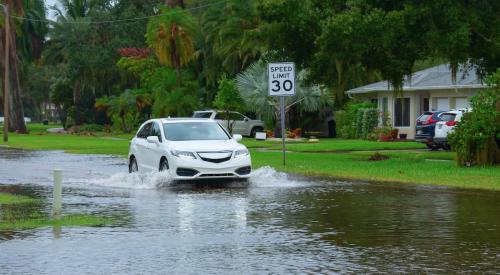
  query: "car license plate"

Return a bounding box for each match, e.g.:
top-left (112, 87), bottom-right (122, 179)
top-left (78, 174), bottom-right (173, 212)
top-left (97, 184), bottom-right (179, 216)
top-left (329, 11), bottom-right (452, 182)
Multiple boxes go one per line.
top-left (417, 130), bottom-right (422, 135)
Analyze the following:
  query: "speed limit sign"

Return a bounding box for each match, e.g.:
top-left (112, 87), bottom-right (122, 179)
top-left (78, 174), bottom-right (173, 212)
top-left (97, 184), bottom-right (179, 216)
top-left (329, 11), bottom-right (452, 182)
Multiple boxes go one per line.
top-left (268, 62), bottom-right (295, 96)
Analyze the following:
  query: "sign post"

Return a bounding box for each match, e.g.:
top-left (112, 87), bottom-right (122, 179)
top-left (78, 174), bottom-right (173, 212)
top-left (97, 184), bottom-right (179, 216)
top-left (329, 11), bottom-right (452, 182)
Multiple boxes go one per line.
top-left (268, 62), bottom-right (295, 166)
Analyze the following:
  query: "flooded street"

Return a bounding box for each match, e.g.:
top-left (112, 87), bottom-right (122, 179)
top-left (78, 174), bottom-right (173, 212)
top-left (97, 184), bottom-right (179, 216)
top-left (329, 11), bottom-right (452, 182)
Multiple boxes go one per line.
top-left (1, 147), bottom-right (499, 273)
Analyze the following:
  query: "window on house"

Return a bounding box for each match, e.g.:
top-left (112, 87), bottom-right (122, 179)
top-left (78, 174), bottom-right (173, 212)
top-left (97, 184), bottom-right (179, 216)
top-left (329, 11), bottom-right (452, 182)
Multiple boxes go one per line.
top-left (423, 98), bottom-right (429, 112)
top-left (381, 97), bottom-right (388, 113)
top-left (394, 98), bottom-right (410, 127)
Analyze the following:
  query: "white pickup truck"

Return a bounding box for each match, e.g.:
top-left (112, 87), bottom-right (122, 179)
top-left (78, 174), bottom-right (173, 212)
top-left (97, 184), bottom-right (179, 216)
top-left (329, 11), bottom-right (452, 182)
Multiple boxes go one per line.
top-left (193, 110), bottom-right (265, 137)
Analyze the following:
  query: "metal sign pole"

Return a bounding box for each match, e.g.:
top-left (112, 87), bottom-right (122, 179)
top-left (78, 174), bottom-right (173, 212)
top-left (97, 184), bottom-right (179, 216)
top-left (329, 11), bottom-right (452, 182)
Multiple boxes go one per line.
top-left (280, 96), bottom-right (286, 166)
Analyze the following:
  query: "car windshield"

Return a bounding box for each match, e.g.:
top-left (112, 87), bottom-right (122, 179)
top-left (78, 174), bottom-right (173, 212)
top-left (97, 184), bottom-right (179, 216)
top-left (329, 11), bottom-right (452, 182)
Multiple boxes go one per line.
top-left (193, 112), bottom-right (212, 118)
top-left (440, 113), bottom-right (456, 122)
top-left (417, 112), bottom-right (433, 122)
top-left (163, 122), bottom-right (230, 141)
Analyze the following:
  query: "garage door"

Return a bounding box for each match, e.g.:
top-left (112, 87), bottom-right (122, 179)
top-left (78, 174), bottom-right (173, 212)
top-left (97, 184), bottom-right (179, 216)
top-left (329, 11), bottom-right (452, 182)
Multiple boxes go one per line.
top-left (436, 98), bottom-right (449, 111)
top-left (455, 98), bottom-right (470, 109)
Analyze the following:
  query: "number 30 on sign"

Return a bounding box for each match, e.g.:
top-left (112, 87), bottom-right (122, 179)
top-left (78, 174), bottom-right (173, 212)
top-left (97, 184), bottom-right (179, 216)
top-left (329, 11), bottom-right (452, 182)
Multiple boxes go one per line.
top-left (268, 62), bottom-right (295, 96)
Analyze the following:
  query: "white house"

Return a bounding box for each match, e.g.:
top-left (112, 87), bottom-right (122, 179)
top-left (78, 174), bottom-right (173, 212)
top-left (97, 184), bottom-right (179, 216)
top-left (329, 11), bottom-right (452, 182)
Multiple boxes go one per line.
top-left (345, 64), bottom-right (486, 139)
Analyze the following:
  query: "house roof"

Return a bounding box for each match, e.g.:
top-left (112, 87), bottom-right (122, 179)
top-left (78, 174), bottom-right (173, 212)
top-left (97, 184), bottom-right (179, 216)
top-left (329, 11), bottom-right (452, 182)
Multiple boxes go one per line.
top-left (346, 64), bottom-right (486, 95)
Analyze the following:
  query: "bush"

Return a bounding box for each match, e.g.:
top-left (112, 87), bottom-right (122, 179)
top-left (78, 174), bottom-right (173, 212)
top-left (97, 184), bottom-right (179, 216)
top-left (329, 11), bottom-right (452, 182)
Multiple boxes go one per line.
top-left (448, 70), bottom-right (500, 166)
top-left (336, 101), bottom-right (376, 138)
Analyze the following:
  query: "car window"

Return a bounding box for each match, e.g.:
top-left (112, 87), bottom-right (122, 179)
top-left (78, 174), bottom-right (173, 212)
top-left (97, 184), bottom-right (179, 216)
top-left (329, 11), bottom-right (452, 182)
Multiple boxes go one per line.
top-left (214, 112), bottom-right (226, 120)
top-left (137, 123), bottom-right (152, 138)
top-left (150, 122), bottom-right (162, 142)
top-left (440, 113), bottom-right (457, 122)
top-left (417, 112), bottom-right (432, 122)
top-left (163, 122), bottom-right (230, 141)
top-left (229, 112), bottom-right (245, 121)
top-left (193, 112), bottom-right (212, 118)
top-left (431, 112), bottom-right (443, 120)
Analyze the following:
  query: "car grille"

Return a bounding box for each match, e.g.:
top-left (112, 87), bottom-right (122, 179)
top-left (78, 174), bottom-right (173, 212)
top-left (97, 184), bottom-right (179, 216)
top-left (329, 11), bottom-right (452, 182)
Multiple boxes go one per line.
top-left (199, 173), bottom-right (234, 177)
top-left (199, 156), bottom-right (232, 163)
top-left (235, 166), bottom-right (251, 175)
top-left (176, 168), bottom-right (199, 177)
top-left (197, 151), bottom-right (233, 163)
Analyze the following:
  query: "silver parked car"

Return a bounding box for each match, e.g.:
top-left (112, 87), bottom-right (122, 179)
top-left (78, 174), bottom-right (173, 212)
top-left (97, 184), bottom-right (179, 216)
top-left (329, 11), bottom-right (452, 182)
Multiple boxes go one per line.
top-left (193, 110), bottom-right (265, 137)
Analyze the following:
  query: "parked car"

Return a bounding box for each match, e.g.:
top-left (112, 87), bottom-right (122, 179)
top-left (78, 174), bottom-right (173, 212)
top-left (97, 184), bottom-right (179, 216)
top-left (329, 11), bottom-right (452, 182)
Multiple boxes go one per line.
top-left (434, 110), bottom-right (467, 150)
top-left (192, 110), bottom-right (265, 137)
top-left (128, 118), bottom-right (252, 181)
top-left (415, 111), bottom-right (445, 150)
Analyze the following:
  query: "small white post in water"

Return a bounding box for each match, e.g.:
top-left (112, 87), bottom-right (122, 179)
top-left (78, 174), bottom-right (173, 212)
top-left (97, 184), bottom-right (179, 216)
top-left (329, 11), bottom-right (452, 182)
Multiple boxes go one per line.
top-left (52, 169), bottom-right (63, 219)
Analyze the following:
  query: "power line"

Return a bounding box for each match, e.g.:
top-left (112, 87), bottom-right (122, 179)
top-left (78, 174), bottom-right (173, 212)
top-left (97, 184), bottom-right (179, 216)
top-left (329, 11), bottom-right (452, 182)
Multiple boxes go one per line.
top-left (8, 0), bottom-right (229, 25)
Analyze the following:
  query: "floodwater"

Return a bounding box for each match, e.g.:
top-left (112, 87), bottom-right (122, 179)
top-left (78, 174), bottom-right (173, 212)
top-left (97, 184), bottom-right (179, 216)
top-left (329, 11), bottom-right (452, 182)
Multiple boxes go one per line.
top-left (0, 147), bottom-right (499, 274)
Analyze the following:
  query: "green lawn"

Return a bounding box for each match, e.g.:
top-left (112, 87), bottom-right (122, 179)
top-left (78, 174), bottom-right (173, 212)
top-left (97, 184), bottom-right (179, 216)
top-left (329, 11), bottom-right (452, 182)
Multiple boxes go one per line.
top-left (250, 150), bottom-right (499, 190)
top-left (1, 124), bottom-right (499, 190)
top-left (0, 191), bottom-right (109, 230)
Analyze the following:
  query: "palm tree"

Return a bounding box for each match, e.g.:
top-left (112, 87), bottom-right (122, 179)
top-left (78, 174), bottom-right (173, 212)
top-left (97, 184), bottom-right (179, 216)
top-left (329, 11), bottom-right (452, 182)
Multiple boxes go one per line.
top-left (146, 5), bottom-right (197, 86)
top-left (48, 0), bottom-right (92, 126)
top-left (0, 0), bottom-right (47, 133)
top-left (236, 61), bottom-right (331, 135)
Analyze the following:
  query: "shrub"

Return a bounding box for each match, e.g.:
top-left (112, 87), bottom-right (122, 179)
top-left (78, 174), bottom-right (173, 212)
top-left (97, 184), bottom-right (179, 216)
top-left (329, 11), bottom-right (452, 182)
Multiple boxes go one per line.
top-left (336, 101), bottom-right (376, 138)
top-left (448, 70), bottom-right (500, 166)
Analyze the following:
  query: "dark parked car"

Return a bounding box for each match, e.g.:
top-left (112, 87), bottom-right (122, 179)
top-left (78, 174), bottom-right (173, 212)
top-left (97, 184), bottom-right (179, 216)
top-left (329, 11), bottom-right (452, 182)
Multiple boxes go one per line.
top-left (415, 111), bottom-right (444, 150)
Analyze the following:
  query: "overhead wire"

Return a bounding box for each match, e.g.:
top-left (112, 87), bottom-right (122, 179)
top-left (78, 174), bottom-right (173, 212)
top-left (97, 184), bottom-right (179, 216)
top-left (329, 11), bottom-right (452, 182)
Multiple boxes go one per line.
top-left (8, 0), bottom-right (229, 25)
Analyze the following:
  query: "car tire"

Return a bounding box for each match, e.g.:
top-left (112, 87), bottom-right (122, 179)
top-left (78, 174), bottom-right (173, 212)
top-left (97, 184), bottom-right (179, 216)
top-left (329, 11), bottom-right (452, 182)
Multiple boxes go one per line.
top-left (426, 144), bottom-right (439, 151)
top-left (251, 127), bottom-right (263, 138)
top-left (129, 157), bottom-right (138, 173)
top-left (159, 158), bottom-right (169, 172)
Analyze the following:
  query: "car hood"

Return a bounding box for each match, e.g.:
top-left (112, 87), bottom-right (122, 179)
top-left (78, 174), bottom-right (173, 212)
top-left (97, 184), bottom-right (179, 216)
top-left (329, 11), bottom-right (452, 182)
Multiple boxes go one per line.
top-left (167, 139), bottom-right (245, 152)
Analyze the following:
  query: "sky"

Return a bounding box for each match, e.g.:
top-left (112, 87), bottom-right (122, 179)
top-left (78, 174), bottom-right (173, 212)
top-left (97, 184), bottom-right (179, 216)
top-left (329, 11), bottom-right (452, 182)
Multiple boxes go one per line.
top-left (44, 0), bottom-right (59, 20)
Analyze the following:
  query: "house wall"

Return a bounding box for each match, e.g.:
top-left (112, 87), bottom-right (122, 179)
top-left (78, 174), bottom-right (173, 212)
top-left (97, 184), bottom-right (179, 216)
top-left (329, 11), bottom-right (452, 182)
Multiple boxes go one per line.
top-left (352, 88), bottom-right (479, 140)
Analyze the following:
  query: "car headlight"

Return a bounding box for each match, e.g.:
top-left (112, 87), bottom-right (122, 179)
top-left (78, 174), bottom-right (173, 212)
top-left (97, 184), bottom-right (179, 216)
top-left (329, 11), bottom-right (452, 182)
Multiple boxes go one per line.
top-left (234, 149), bottom-right (249, 158)
top-left (171, 150), bottom-right (196, 159)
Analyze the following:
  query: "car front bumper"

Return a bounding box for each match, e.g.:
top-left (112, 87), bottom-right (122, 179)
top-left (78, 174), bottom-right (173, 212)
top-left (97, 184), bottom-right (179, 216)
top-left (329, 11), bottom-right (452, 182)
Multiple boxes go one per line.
top-left (168, 155), bottom-right (252, 180)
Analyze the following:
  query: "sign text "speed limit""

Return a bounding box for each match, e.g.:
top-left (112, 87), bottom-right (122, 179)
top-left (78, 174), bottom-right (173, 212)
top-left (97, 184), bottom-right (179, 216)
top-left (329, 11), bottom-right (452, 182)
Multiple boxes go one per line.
top-left (268, 62), bottom-right (295, 96)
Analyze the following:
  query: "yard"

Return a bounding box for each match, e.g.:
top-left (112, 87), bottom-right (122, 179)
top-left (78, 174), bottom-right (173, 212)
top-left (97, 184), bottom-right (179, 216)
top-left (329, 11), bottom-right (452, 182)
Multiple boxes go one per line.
top-left (1, 124), bottom-right (499, 190)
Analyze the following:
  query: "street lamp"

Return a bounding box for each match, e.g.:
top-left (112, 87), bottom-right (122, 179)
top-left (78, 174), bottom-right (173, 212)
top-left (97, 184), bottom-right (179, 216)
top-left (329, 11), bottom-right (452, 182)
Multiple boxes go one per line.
top-left (1, 3), bottom-right (9, 142)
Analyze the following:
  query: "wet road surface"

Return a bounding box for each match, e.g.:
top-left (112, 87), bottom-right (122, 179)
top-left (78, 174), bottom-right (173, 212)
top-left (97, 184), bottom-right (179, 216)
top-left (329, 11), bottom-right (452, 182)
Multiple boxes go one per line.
top-left (1, 147), bottom-right (499, 273)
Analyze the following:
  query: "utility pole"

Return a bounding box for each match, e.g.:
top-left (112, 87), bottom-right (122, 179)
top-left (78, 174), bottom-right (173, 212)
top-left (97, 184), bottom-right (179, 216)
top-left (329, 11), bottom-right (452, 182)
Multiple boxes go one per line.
top-left (2, 4), bottom-right (9, 142)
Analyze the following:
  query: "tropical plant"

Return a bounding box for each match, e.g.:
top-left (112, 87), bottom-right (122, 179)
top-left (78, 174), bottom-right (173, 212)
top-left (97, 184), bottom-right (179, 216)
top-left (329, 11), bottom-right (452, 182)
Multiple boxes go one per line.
top-left (1, 0), bottom-right (47, 133)
top-left (236, 61), bottom-right (330, 135)
top-left (146, 5), bottom-right (198, 86)
top-left (448, 70), bottom-right (500, 166)
top-left (213, 75), bottom-right (245, 133)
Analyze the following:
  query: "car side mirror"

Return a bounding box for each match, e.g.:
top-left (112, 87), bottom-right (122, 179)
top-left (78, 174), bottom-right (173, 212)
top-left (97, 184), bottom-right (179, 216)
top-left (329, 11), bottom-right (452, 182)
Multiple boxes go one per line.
top-left (233, 134), bottom-right (243, 141)
top-left (147, 136), bottom-right (160, 144)
top-left (244, 118), bottom-right (249, 122)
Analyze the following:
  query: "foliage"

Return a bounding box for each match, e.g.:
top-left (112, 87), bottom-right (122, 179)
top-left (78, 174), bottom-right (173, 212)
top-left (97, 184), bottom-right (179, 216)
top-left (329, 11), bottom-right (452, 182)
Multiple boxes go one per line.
top-left (213, 75), bottom-right (245, 133)
top-left (146, 5), bottom-right (198, 84)
top-left (337, 101), bottom-right (376, 139)
top-left (236, 61), bottom-right (331, 122)
top-left (95, 89), bottom-right (152, 133)
top-left (448, 70), bottom-right (500, 166)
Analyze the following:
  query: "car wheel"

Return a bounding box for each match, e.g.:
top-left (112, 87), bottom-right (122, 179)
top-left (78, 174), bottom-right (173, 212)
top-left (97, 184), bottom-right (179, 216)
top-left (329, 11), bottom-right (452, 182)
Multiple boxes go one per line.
top-left (129, 157), bottom-right (138, 173)
top-left (251, 127), bottom-right (263, 138)
top-left (159, 158), bottom-right (169, 172)
top-left (426, 144), bottom-right (439, 151)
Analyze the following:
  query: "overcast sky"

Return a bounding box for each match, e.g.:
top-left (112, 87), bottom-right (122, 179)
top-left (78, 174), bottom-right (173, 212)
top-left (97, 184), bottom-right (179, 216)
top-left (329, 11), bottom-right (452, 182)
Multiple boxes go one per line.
top-left (44, 0), bottom-right (60, 20)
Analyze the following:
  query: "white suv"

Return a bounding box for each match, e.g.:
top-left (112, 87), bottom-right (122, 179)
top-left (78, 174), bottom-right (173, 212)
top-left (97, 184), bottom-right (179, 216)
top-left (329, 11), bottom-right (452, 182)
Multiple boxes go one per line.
top-left (193, 110), bottom-right (265, 137)
top-left (434, 110), bottom-right (467, 150)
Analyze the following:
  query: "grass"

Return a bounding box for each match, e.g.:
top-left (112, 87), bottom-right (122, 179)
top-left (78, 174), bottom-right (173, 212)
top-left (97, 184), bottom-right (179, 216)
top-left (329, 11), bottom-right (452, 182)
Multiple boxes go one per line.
top-left (250, 150), bottom-right (500, 190)
top-left (241, 138), bottom-right (426, 151)
top-left (0, 191), bottom-right (110, 230)
top-left (0, 192), bottom-right (38, 205)
top-left (0, 214), bottom-right (108, 230)
top-left (1, 123), bottom-right (499, 190)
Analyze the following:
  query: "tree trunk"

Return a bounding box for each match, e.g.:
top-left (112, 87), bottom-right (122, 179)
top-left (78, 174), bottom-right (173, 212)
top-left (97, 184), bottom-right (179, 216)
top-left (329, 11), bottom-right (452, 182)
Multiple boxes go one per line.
top-left (1, 17), bottom-right (27, 133)
top-left (73, 80), bottom-right (84, 126)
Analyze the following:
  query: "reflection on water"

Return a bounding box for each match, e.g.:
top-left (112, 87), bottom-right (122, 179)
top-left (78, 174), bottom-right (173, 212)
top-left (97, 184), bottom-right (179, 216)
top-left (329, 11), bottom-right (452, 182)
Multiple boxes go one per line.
top-left (0, 148), bottom-right (499, 273)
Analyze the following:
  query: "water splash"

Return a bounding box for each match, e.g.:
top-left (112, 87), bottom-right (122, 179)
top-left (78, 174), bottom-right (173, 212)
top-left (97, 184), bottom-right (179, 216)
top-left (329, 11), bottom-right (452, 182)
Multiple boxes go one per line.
top-left (85, 171), bottom-right (173, 189)
top-left (249, 166), bottom-right (315, 188)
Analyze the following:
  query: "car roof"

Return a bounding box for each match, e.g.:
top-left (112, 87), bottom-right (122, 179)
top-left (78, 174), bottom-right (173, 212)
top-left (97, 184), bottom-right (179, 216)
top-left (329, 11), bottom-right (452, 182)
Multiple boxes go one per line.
top-left (158, 117), bottom-right (217, 123)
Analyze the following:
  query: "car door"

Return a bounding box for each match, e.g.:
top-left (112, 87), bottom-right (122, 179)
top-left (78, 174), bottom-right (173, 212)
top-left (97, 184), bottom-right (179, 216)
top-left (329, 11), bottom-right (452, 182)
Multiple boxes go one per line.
top-left (134, 122), bottom-right (152, 171)
top-left (229, 112), bottom-right (248, 135)
top-left (146, 122), bottom-right (164, 170)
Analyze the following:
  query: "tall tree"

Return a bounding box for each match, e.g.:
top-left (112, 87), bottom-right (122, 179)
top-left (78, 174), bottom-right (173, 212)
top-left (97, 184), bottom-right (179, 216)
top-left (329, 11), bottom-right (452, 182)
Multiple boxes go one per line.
top-left (146, 4), bottom-right (197, 86)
